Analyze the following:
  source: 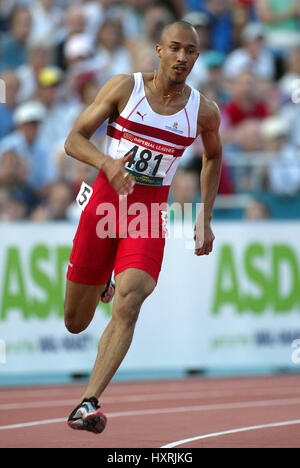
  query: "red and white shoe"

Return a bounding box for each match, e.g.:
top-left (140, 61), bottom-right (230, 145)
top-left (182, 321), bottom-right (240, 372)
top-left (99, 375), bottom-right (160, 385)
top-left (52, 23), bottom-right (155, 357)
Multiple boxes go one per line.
top-left (67, 397), bottom-right (107, 434)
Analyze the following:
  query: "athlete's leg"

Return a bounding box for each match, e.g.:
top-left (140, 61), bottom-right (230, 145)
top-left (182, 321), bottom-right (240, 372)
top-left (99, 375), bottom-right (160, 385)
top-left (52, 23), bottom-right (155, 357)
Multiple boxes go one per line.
top-left (64, 279), bottom-right (106, 334)
top-left (81, 268), bottom-right (156, 400)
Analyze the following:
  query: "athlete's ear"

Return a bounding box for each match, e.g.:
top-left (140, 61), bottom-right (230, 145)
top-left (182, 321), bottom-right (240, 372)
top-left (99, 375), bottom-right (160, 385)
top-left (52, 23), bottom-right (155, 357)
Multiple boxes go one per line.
top-left (156, 44), bottom-right (162, 58)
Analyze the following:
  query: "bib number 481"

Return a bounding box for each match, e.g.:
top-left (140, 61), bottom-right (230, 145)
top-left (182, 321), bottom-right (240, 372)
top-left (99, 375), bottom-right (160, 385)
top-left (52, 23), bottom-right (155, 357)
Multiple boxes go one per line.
top-left (124, 145), bottom-right (163, 176)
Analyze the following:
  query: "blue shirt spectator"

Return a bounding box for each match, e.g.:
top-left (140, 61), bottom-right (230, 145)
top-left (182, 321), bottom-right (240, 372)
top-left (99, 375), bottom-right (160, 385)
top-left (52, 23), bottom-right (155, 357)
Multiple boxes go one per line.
top-left (200, 0), bottom-right (234, 53)
top-left (0, 104), bottom-right (14, 139)
top-left (0, 7), bottom-right (32, 72)
top-left (0, 101), bottom-right (57, 190)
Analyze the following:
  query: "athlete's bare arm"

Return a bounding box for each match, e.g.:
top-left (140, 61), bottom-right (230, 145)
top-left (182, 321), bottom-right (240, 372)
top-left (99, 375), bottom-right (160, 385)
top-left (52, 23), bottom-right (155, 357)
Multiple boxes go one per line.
top-left (194, 94), bottom-right (222, 256)
top-left (64, 74), bottom-right (135, 195)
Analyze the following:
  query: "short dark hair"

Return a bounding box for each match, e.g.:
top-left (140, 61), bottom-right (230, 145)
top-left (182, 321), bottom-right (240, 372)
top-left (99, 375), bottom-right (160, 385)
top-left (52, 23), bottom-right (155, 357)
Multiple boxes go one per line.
top-left (159, 21), bottom-right (200, 47)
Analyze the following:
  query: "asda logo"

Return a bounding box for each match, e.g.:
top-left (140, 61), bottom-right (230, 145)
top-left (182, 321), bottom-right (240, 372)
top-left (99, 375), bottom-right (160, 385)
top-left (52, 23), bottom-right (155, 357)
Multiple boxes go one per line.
top-left (0, 245), bottom-right (71, 320)
top-left (0, 245), bottom-right (112, 321)
top-left (213, 243), bottom-right (300, 315)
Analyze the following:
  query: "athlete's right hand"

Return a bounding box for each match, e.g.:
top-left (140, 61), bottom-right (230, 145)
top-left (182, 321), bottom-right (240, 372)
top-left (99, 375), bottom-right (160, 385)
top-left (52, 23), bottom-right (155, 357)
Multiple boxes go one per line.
top-left (103, 154), bottom-right (135, 196)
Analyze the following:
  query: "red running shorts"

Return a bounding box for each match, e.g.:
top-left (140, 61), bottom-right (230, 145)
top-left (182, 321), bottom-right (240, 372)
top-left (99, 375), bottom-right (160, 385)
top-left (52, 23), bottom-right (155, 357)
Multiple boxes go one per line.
top-left (67, 171), bottom-right (170, 285)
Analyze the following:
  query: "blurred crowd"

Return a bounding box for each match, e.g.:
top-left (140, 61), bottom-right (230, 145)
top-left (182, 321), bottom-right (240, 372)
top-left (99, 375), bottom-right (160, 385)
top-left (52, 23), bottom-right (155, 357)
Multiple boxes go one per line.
top-left (1, 0), bottom-right (300, 223)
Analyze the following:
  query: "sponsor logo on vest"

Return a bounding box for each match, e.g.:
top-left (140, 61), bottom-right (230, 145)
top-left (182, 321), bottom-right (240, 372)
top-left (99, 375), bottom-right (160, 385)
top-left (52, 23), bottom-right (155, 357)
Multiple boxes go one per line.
top-left (165, 123), bottom-right (184, 134)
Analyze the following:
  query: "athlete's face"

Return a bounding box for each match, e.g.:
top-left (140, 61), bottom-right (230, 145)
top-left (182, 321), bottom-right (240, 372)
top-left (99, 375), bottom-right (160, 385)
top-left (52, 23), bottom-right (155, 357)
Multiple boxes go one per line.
top-left (156, 26), bottom-right (200, 84)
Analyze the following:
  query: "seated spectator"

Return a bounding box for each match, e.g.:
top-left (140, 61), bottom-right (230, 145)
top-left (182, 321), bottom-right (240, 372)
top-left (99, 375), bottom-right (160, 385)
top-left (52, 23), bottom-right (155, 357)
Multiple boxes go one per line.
top-left (93, 19), bottom-right (133, 82)
top-left (0, 100), bottom-right (57, 191)
top-left (131, 42), bottom-right (159, 73)
top-left (201, 51), bottom-right (228, 104)
top-left (0, 192), bottom-right (29, 222)
top-left (233, 118), bottom-right (264, 153)
top-left (0, 6), bottom-right (32, 72)
top-left (221, 70), bottom-right (269, 146)
top-left (254, 0), bottom-right (300, 54)
top-left (260, 115), bottom-right (300, 196)
top-left (231, 0), bottom-right (258, 44)
top-left (142, 2), bottom-right (175, 47)
top-left (125, 2), bottom-right (174, 68)
top-left (30, 180), bottom-right (75, 221)
top-left (201, 0), bottom-right (234, 53)
top-left (278, 46), bottom-right (300, 101)
top-left (55, 4), bottom-right (87, 71)
top-left (63, 33), bottom-right (99, 86)
top-left (0, 150), bottom-right (39, 210)
top-left (170, 169), bottom-right (200, 209)
top-left (16, 38), bottom-right (54, 103)
top-left (244, 199), bottom-right (271, 219)
top-left (36, 66), bottom-right (78, 152)
top-left (223, 22), bottom-right (275, 81)
top-left (29, 0), bottom-right (63, 44)
top-left (117, 0), bottom-right (158, 42)
top-left (0, 70), bottom-right (20, 139)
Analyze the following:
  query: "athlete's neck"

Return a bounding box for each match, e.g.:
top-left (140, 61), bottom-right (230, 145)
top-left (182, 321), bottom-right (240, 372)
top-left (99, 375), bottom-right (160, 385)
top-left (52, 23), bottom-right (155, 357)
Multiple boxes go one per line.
top-left (152, 70), bottom-right (186, 104)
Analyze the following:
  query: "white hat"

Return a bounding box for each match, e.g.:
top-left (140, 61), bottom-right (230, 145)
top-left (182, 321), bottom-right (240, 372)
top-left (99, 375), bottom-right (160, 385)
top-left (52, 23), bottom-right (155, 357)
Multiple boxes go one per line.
top-left (261, 116), bottom-right (289, 140)
top-left (64, 34), bottom-right (93, 60)
top-left (242, 22), bottom-right (265, 42)
top-left (182, 11), bottom-right (209, 27)
top-left (14, 101), bottom-right (46, 125)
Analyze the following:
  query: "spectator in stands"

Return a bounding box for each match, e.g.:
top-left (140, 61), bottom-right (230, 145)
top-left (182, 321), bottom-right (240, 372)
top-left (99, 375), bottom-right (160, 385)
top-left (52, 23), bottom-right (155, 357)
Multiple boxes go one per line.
top-left (278, 46), bottom-right (300, 101)
top-left (170, 169), bottom-right (200, 209)
top-left (0, 100), bottom-right (57, 191)
top-left (142, 2), bottom-right (175, 46)
top-left (29, 0), bottom-right (63, 44)
top-left (223, 22), bottom-right (275, 81)
top-left (0, 70), bottom-right (20, 139)
top-left (30, 180), bottom-right (75, 221)
top-left (0, 6), bottom-right (32, 72)
top-left (55, 4), bottom-right (87, 71)
top-left (36, 66), bottom-right (77, 152)
top-left (63, 33), bottom-right (99, 88)
top-left (254, 0), bottom-right (300, 54)
top-left (0, 149), bottom-right (38, 210)
top-left (201, 0), bottom-right (234, 53)
top-left (201, 51), bottom-right (227, 104)
top-left (221, 70), bottom-right (269, 145)
top-left (128, 2), bottom-right (175, 60)
top-left (261, 115), bottom-right (300, 196)
top-left (0, 192), bottom-right (29, 222)
top-left (16, 38), bottom-right (54, 103)
top-left (120, 0), bottom-right (157, 42)
top-left (94, 19), bottom-right (133, 82)
top-left (131, 41), bottom-right (159, 73)
top-left (231, 0), bottom-right (258, 44)
top-left (244, 199), bottom-right (270, 219)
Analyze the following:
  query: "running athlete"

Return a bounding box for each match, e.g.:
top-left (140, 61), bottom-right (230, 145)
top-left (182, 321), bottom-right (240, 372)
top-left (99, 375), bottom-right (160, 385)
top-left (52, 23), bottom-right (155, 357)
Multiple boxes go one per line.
top-left (64, 21), bottom-right (222, 434)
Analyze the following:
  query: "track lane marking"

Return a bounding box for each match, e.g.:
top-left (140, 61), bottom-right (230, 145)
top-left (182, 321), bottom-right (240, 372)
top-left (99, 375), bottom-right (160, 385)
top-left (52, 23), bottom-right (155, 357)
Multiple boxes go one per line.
top-left (1, 386), bottom-right (300, 410)
top-left (1, 397), bottom-right (300, 430)
top-left (161, 419), bottom-right (300, 448)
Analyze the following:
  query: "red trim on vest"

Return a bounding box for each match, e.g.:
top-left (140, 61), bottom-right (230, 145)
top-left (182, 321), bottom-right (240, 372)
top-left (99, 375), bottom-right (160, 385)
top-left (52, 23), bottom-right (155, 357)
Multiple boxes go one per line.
top-left (114, 115), bottom-right (195, 146)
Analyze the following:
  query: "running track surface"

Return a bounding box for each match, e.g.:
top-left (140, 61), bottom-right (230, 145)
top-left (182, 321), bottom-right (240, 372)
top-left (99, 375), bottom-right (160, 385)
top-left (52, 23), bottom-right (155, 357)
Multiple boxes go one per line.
top-left (1, 374), bottom-right (300, 448)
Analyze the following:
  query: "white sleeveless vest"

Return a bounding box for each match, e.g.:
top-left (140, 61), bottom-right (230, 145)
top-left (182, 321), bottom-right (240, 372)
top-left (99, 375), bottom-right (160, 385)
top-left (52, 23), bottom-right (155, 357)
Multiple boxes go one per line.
top-left (105, 72), bottom-right (200, 187)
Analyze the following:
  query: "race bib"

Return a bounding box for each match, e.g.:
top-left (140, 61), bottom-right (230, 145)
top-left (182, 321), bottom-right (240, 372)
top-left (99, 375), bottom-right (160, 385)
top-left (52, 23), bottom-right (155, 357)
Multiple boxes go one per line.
top-left (76, 182), bottom-right (93, 211)
top-left (119, 132), bottom-right (181, 186)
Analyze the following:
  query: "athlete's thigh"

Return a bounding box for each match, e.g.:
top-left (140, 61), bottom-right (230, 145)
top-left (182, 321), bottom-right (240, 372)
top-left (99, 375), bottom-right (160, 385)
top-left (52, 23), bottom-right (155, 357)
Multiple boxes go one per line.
top-left (64, 279), bottom-right (106, 332)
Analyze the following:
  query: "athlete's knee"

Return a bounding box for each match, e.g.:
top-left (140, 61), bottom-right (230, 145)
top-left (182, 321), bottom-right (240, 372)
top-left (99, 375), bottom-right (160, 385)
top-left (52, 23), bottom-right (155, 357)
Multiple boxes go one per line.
top-left (64, 302), bottom-right (87, 334)
top-left (113, 285), bottom-right (153, 328)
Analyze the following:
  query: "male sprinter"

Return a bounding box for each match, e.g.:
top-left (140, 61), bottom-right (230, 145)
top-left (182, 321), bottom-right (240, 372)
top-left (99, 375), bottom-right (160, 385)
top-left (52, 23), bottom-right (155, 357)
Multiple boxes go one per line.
top-left (64, 21), bottom-right (222, 434)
